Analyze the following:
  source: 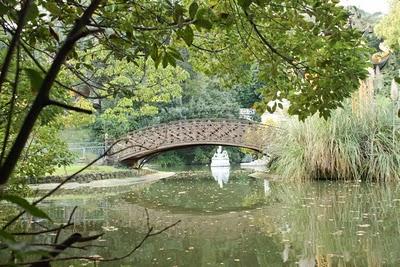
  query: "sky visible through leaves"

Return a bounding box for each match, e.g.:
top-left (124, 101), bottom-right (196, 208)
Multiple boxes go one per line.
top-left (340, 0), bottom-right (390, 14)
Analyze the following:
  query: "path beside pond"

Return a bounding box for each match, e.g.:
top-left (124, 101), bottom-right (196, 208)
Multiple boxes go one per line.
top-left (29, 171), bottom-right (175, 191)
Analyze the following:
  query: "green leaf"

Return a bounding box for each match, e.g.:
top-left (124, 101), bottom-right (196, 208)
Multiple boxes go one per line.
top-left (150, 44), bottom-right (159, 62)
top-left (0, 195), bottom-right (51, 220)
top-left (44, 2), bottom-right (59, 15)
top-left (395, 77), bottom-right (400, 84)
top-left (165, 52), bottom-right (176, 67)
top-left (181, 26), bottom-right (194, 46)
top-left (194, 19), bottom-right (212, 30)
top-left (189, 2), bottom-right (199, 19)
top-left (25, 68), bottom-right (43, 93)
top-left (238, 0), bottom-right (252, 9)
top-left (26, 3), bottom-right (39, 22)
top-left (196, 7), bottom-right (208, 18)
top-left (278, 103), bottom-right (283, 109)
top-left (167, 47), bottom-right (183, 61)
top-left (0, 3), bottom-right (9, 16)
top-left (162, 53), bottom-right (169, 68)
top-left (154, 51), bottom-right (163, 69)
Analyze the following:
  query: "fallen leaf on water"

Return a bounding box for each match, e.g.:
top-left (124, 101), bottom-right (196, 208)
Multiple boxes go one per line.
top-left (332, 230), bottom-right (343, 236)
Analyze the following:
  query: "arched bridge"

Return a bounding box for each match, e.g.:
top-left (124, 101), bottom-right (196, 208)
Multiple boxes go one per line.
top-left (109, 119), bottom-right (275, 165)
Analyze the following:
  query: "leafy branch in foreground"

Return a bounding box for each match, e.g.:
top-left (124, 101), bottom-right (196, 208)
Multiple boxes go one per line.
top-left (0, 0), bottom-right (103, 185)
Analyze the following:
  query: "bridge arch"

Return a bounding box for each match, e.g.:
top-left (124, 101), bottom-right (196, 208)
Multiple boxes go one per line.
top-left (109, 119), bottom-right (273, 166)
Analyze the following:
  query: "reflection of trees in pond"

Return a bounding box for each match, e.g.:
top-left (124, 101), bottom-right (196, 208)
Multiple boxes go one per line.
top-left (259, 182), bottom-right (400, 266)
top-left (124, 175), bottom-right (269, 214)
top-left (20, 196), bottom-right (285, 266)
top-left (11, 175), bottom-right (400, 266)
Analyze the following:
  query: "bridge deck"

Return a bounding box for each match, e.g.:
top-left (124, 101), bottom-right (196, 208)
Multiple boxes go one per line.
top-left (109, 119), bottom-right (274, 164)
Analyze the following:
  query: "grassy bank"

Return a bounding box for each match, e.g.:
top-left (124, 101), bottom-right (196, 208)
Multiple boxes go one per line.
top-left (51, 164), bottom-right (126, 176)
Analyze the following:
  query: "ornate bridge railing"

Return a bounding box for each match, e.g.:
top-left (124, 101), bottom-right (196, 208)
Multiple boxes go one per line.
top-left (108, 118), bottom-right (275, 165)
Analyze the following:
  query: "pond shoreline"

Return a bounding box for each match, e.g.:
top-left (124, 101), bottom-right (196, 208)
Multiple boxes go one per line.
top-left (27, 168), bottom-right (154, 184)
top-left (29, 169), bottom-right (175, 191)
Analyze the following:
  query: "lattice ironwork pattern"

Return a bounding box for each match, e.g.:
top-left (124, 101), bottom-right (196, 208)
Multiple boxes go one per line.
top-left (109, 119), bottom-right (274, 164)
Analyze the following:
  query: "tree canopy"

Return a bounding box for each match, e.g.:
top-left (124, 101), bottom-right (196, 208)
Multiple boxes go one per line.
top-left (0, 0), bottom-right (369, 184)
top-left (0, 0), bottom-right (380, 264)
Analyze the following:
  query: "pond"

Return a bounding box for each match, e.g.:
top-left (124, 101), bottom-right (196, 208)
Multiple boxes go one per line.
top-left (11, 167), bottom-right (400, 266)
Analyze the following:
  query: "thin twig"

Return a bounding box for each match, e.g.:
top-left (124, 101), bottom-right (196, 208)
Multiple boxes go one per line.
top-left (11, 223), bottom-right (73, 236)
top-left (0, 45), bottom-right (20, 164)
top-left (32, 221), bottom-right (49, 230)
top-left (100, 211), bottom-right (180, 262)
top-left (3, 212), bottom-right (180, 266)
top-left (54, 206), bottom-right (77, 244)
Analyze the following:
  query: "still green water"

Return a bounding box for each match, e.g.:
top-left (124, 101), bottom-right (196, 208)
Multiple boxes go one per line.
top-left (18, 168), bottom-right (400, 266)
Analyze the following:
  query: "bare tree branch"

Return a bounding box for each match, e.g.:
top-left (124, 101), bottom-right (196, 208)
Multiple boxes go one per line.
top-left (0, 0), bottom-right (103, 185)
top-left (1, 211), bottom-right (180, 267)
top-left (11, 223), bottom-right (73, 236)
top-left (54, 206), bottom-right (77, 244)
top-left (46, 99), bottom-right (93, 114)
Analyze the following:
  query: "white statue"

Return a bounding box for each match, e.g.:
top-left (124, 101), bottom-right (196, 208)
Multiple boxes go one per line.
top-left (210, 146), bottom-right (230, 167)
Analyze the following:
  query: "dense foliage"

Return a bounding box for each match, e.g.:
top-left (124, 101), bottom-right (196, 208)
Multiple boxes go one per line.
top-left (0, 51), bottom-right (74, 191)
top-left (0, 0), bottom-right (375, 265)
top-left (267, 6), bottom-right (400, 182)
top-left (0, 0), bottom-right (370, 181)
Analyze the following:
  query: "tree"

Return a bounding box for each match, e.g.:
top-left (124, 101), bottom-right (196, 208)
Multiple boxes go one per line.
top-left (375, 0), bottom-right (400, 49)
top-left (0, 0), bottom-right (370, 265)
top-left (0, 0), bottom-right (370, 183)
top-left (87, 51), bottom-right (189, 138)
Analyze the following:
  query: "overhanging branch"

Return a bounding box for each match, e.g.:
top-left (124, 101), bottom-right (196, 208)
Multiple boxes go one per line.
top-left (46, 99), bottom-right (93, 114)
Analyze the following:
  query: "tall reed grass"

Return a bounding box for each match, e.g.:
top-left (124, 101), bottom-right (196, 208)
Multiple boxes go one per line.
top-left (269, 97), bottom-right (400, 182)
